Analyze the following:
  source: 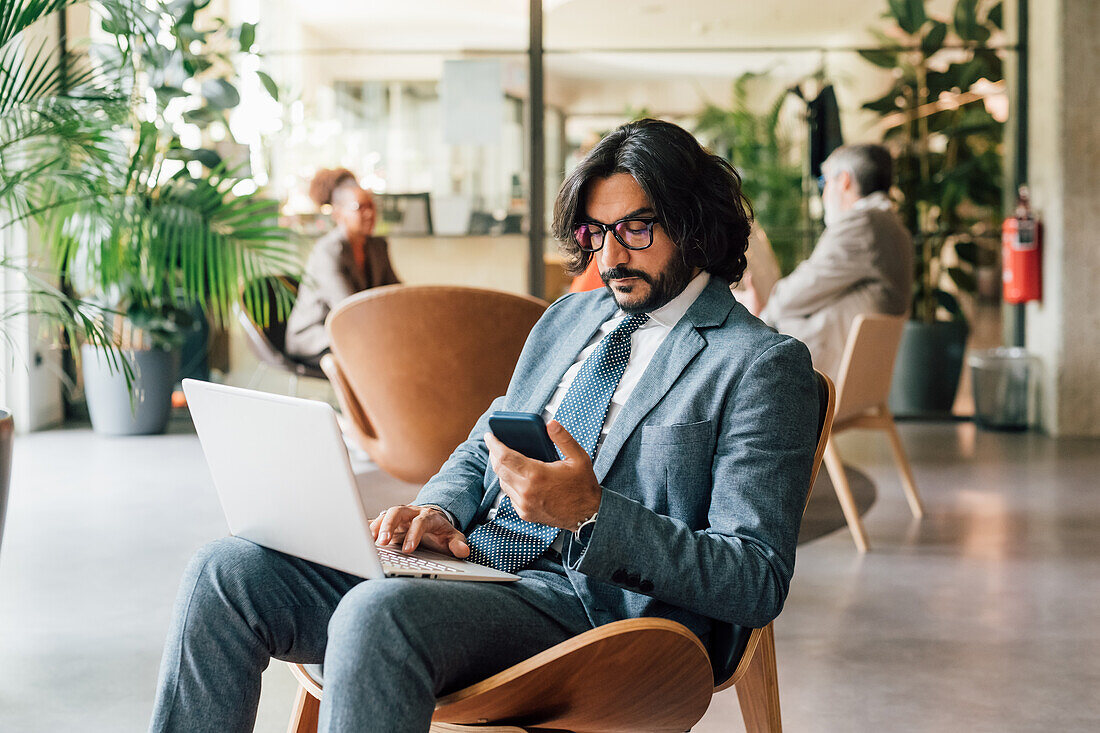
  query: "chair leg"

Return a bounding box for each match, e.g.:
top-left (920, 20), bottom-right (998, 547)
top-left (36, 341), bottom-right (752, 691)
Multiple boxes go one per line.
top-left (882, 419), bottom-right (924, 518)
top-left (736, 622), bottom-right (782, 733)
top-left (287, 684), bottom-right (320, 733)
top-left (823, 442), bottom-right (870, 552)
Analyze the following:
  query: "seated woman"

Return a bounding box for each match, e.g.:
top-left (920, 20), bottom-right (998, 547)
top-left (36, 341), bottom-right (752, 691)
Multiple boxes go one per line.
top-left (285, 168), bottom-right (401, 367)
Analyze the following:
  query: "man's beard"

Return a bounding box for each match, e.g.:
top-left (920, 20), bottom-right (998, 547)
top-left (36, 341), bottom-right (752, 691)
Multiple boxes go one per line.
top-left (601, 254), bottom-right (695, 314)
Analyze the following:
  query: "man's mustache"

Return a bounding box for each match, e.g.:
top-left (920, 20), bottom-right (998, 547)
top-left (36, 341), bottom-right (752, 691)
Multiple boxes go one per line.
top-left (601, 267), bottom-right (653, 285)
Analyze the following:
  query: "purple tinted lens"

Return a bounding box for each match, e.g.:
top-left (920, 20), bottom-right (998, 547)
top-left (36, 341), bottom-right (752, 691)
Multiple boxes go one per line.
top-left (575, 225), bottom-right (599, 249)
top-left (615, 220), bottom-right (651, 246)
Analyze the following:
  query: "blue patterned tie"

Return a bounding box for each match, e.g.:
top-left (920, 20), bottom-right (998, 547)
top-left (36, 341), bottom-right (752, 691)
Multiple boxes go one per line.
top-left (467, 313), bottom-right (649, 572)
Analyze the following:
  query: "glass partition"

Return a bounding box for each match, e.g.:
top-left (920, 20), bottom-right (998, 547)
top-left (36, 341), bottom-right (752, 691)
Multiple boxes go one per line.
top-left (232, 0), bottom-right (535, 298)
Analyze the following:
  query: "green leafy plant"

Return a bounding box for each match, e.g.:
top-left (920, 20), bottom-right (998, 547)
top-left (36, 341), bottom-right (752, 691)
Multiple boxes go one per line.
top-left (97, 0), bottom-right (279, 170)
top-left (860, 0), bottom-right (1004, 323)
top-left (695, 73), bottom-right (807, 276)
top-left (44, 1), bottom-right (298, 351)
top-left (2, 257), bottom-right (128, 378)
top-left (1, 0), bottom-right (139, 380)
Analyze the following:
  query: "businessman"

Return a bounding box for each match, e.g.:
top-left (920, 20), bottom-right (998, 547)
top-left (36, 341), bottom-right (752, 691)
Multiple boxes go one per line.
top-left (149, 118), bottom-right (819, 733)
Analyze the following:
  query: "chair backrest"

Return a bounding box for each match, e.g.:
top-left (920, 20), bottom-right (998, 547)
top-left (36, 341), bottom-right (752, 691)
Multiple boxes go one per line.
top-left (238, 276), bottom-right (299, 359)
top-left (832, 314), bottom-right (906, 424)
top-left (713, 369), bottom-right (835, 692)
top-left (325, 285), bottom-right (548, 484)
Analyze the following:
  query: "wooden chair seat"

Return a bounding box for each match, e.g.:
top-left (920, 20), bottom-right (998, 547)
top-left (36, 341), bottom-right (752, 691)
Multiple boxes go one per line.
top-left (290, 618), bottom-right (712, 732)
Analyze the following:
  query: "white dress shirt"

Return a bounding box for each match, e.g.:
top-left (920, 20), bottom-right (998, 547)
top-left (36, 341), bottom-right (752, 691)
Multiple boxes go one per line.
top-left (484, 271), bottom-right (712, 545)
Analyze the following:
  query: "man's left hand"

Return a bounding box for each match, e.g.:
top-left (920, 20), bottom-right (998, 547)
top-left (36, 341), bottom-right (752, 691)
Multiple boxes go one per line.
top-left (485, 420), bottom-right (602, 529)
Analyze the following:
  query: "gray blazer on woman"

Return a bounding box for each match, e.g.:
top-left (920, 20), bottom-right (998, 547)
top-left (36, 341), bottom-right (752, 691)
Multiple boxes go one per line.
top-left (414, 276), bottom-right (819, 682)
top-left (285, 229), bottom-right (400, 363)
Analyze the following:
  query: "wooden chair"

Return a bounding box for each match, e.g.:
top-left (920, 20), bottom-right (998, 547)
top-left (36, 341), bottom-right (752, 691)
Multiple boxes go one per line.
top-left (823, 314), bottom-right (924, 552)
top-left (237, 276), bottom-right (326, 396)
top-left (321, 284), bottom-right (548, 485)
top-left (287, 371), bottom-right (835, 733)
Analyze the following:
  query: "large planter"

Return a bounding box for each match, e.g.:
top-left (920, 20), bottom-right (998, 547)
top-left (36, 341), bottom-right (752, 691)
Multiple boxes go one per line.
top-left (1, 409), bottom-right (12, 557)
top-left (888, 319), bottom-right (970, 418)
top-left (82, 344), bottom-right (181, 436)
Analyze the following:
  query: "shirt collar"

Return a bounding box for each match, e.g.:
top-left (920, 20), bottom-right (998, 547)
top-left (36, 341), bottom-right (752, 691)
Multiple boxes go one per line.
top-left (615, 271), bottom-right (711, 329)
top-left (853, 190), bottom-right (893, 212)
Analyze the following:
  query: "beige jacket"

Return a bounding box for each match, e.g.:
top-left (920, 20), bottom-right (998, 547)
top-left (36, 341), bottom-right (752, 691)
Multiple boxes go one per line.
top-left (760, 192), bottom-right (912, 378)
top-left (285, 228), bottom-right (400, 363)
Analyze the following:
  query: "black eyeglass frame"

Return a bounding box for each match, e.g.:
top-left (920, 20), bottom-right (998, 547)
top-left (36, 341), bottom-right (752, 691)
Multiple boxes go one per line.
top-left (573, 216), bottom-right (660, 252)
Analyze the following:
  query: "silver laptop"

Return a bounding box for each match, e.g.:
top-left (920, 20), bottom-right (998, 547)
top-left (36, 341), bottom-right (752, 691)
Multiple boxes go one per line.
top-left (182, 379), bottom-right (517, 582)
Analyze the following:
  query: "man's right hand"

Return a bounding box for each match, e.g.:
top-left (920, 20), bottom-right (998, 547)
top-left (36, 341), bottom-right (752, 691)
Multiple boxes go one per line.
top-left (369, 505), bottom-right (471, 558)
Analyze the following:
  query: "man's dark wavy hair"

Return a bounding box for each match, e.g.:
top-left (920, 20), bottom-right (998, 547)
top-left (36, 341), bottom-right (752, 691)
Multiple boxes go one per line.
top-left (551, 118), bottom-right (753, 284)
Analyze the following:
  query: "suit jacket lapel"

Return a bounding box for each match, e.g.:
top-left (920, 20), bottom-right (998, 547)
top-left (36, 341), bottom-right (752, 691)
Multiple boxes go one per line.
top-left (592, 278), bottom-right (736, 482)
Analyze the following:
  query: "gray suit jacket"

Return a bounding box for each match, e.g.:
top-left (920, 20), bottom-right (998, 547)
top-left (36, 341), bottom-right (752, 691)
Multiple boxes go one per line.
top-left (285, 229), bottom-right (400, 362)
top-left (761, 192), bottom-right (912, 378)
top-left (414, 276), bottom-right (819, 681)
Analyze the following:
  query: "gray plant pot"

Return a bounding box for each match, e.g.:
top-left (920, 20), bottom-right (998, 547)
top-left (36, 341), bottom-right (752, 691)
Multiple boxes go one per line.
top-left (82, 345), bottom-right (180, 436)
top-left (888, 319), bottom-right (970, 418)
top-left (1, 409), bottom-right (12, 557)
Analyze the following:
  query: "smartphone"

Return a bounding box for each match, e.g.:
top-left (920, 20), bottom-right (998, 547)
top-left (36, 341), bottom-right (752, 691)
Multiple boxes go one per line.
top-left (488, 411), bottom-right (560, 463)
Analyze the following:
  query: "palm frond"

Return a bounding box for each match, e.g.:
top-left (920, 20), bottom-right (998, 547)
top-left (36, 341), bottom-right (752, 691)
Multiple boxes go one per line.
top-left (0, 256), bottom-right (133, 384)
top-left (5, 0), bottom-right (300, 354)
top-left (0, 1), bottom-right (133, 232)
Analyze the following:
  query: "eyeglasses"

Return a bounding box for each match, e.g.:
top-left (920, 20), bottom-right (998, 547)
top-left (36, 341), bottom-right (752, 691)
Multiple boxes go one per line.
top-left (573, 217), bottom-right (659, 252)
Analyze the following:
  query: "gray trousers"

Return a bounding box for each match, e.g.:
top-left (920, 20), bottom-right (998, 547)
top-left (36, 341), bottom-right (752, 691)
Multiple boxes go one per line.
top-left (149, 537), bottom-right (594, 733)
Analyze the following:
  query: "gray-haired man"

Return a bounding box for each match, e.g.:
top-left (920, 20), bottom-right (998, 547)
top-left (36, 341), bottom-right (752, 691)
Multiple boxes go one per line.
top-left (760, 144), bottom-right (913, 377)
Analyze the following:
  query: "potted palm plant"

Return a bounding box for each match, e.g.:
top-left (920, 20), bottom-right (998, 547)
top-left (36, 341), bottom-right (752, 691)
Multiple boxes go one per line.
top-left (53, 122), bottom-right (297, 435)
top-left (45, 1), bottom-right (297, 435)
top-left (858, 0), bottom-right (1004, 416)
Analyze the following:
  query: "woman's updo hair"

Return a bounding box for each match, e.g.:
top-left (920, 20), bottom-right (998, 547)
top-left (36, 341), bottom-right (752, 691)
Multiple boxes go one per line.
top-left (309, 168), bottom-right (358, 208)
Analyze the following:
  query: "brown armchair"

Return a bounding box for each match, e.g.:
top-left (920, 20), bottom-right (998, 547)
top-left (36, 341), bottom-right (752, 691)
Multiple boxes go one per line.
top-left (320, 284), bottom-right (549, 485)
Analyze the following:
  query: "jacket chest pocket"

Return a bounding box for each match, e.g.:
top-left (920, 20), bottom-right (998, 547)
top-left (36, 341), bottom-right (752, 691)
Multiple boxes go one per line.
top-left (641, 419), bottom-right (715, 447)
top-left (638, 419), bottom-right (715, 521)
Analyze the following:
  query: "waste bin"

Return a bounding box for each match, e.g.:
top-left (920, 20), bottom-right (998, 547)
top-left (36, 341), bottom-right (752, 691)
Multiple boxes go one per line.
top-left (968, 348), bottom-right (1038, 431)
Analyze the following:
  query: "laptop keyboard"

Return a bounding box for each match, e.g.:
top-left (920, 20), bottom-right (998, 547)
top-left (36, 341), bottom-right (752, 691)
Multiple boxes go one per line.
top-left (377, 547), bottom-right (465, 574)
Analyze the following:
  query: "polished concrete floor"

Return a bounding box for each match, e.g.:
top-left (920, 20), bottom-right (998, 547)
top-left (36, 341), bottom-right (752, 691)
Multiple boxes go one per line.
top-left (1, 414), bottom-right (1098, 732)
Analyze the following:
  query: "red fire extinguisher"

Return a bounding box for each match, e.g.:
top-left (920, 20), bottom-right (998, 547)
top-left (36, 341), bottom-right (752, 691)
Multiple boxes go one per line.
top-left (1002, 185), bottom-right (1042, 303)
